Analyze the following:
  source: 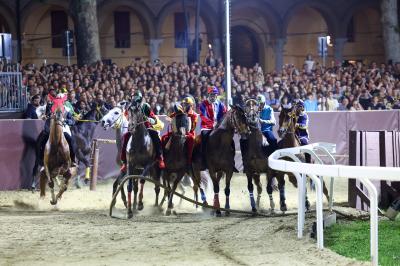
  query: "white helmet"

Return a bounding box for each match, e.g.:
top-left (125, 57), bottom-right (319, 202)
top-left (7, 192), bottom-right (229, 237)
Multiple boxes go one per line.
top-left (256, 94), bottom-right (266, 104)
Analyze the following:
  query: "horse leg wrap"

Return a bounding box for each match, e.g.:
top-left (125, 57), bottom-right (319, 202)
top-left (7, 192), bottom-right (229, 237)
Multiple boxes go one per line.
top-left (250, 192), bottom-right (256, 210)
top-left (127, 179), bottom-right (133, 192)
top-left (200, 189), bottom-right (207, 203)
top-left (127, 192), bottom-right (132, 208)
top-left (85, 167), bottom-right (90, 180)
top-left (224, 188), bottom-right (230, 197)
top-left (279, 187), bottom-right (286, 202)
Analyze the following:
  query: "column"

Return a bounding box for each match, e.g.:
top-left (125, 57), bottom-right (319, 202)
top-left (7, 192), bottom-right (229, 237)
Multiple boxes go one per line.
top-left (212, 38), bottom-right (222, 59)
top-left (274, 38), bottom-right (286, 72)
top-left (334, 37), bottom-right (347, 66)
top-left (149, 39), bottom-right (163, 63)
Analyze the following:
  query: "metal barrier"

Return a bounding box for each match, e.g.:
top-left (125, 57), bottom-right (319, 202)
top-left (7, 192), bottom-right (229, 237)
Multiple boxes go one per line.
top-left (268, 142), bottom-right (400, 266)
top-left (0, 72), bottom-right (26, 112)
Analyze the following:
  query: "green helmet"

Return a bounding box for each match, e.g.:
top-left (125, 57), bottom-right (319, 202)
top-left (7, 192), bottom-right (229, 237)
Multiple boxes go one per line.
top-left (141, 102), bottom-right (151, 116)
top-left (133, 91), bottom-right (143, 103)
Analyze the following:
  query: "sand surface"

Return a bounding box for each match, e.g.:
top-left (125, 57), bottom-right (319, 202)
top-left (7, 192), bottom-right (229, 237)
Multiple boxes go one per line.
top-left (0, 174), bottom-right (366, 266)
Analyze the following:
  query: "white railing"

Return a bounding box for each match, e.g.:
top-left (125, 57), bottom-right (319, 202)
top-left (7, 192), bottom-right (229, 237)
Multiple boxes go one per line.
top-left (268, 142), bottom-right (400, 266)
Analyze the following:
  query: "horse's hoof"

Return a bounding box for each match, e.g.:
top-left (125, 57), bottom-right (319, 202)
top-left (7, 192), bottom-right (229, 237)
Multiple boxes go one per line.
top-left (280, 204), bottom-right (288, 212)
top-left (166, 209), bottom-right (172, 216)
top-left (216, 210), bottom-right (222, 217)
top-left (50, 200), bottom-right (57, 205)
top-left (252, 207), bottom-right (257, 213)
top-left (138, 202), bottom-right (144, 211)
top-left (172, 210), bottom-right (177, 215)
top-left (127, 210), bottom-right (133, 219)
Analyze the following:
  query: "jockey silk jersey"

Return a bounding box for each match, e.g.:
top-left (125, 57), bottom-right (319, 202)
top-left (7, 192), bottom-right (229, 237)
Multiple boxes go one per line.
top-left (296, 111), bottom-right (309, 145)
top-left (259, 105), bottom-right (276, 132)
top-left (199, 99), bottom-right (226, 130)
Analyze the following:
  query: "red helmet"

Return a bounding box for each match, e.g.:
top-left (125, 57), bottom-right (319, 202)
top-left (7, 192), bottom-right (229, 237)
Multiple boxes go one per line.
top-left (207, 86), bottom-right (219, 95)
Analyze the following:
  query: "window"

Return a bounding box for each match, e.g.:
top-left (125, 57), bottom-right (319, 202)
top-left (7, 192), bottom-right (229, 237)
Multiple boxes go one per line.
top-left (51, 10), bottom-right (68, 48)
top-left (346, 16), bottom-right (355, 43)
top-left (175, 12), bottom-right (189, 48)
top-left (114, 11), bottom-right (130, 48)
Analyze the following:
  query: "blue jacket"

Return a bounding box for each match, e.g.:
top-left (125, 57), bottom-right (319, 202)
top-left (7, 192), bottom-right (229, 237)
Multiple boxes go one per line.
top-left (259, 105), bottom-right (276, 132)
top-left (296, 111), bottom-right (309, 142)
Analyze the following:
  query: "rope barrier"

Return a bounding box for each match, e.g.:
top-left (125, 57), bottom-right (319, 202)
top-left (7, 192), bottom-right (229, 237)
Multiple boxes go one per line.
top-left (110, 174), bottom-right (299, 218)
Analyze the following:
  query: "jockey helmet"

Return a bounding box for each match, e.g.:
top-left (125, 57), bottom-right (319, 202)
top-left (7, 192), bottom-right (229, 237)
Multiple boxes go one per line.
top-left (182, 96), bottom-right (194, 106)
top-left (173, 103), bottom-right (184, 114)
top-left (256, 94), bottom-right (266, 104)
top-left (141, 102), bottom-right (151, 116)
top-left (207, 86), bottom-right (219, 95)
top-left (133, 91), bottom-right (143, 104)
top-left (295, 99), bottom-right (305, 109)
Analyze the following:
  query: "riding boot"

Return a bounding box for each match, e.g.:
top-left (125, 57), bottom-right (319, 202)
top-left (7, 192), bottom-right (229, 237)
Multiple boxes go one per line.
top-left (231, 140), bottom-right (239, 173)
top-left (186, 133), bottom-right (195, 170)
top-left (64, 133), bottom-right (76, 167)
top-left (149, 129), bottom-right (165, 169)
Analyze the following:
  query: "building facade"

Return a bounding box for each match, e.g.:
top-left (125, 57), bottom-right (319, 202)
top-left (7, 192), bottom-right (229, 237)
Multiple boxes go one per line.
top-left (0, 0), bottom-right (388, 71)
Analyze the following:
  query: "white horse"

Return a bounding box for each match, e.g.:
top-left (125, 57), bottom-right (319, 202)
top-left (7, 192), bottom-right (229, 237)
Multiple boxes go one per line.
top-left (101, 101), bottom-right (129, 164)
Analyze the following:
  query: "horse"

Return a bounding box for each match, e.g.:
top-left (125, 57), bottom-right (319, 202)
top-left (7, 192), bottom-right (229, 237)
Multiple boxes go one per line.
top-left (240, 99), bottom-right (268, 213)
top-left (161, 111), bottom-right (189, 216)
top-left (101, 101), bottom-right (129, 208)
top-left (191, 105), bottom-right (250, 216)
top-left (72, 104), bottom-right (108, 188)
top-left (269, 105), bottom-right (330, 212)
top-left (39, 107), bottom-right (72, 205)
top-left (125, 101), bottom-right (162, 218)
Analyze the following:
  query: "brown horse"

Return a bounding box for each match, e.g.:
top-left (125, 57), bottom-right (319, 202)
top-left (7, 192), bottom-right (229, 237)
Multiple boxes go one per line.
top-left (269, 106), bottom-right (330, 212)
top-left (192, 105), bottom-right (250, 216)
top-left (162, 112), bottom-right (189, 215)
top-left (40, 107), bottom-right (72, 205)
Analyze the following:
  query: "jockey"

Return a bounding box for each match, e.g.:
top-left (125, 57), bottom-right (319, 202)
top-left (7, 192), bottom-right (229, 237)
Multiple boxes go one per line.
top-left (161, 97), bottom-right (198, 168)
top-left (294, 99), bottom-right (309, 146)
top-left (199, 86), bottom-right (226, 168)
top-left (38, 89), bottom-right (76, 167)
top-left (294, 99), bottom-right (311, 163)
top-left (120, 91), bottom-right (165, 172)
top-left (256, 94), bottom-right (278, 150)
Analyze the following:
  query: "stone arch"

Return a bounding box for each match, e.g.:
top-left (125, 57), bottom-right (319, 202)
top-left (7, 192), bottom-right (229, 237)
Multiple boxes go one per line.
top-left (21, 0), bottom-right (70, 35)
top-left (97, 0), bottom-right (156, 40)
top-left (339, 0), bottom-right (380, 37)
top-left (231, 0), bottom-right (282, 40)
top-left (231, 25), bottom-right (265, 69)
top-left (282, 0), bottom-right (339, 37)
top-left (155, 0), bottom-right (218, 40)
top-left (0, 2), bottom-right (16, 35)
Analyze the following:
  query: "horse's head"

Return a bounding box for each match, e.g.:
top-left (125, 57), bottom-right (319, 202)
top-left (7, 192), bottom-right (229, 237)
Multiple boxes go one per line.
top-left (127, 101), bottom-right (145, 132)
top-left (173, 112), bottom-right (189, 137)
top-left (52, 107), bottom-right (65, 127)
top-left (244, 99), bottom-right (260, 127)
top-left (228, 104), bottom-right (251, 135)
top-left (101, 106), bottom-right (124, 130)
top-left (278, 103), bottom-right (297, 138)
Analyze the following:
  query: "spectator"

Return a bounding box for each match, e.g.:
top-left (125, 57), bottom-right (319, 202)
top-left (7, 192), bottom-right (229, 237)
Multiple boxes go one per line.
top-left (24, 95), bottom-right (40, 119)
top-left (326, 91), bottom-right (339, 111)
top-left (369, 96), bottom-right (386, 110)
top-left (358, 90), bottom-right (372, 110)
top-left (338, 98), bottom-right (350, 111)
top-left (350, 100), bottom-right (364, 111)
top-left (304, 93), bottom-right (318, 111)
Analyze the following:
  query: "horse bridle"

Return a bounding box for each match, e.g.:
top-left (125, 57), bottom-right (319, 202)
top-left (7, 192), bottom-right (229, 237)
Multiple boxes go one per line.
top-left (279, 108), bottom-right (298, 138)
top-left (108, 106), bottom-right (125, 130)
top-left (229, 107), bottom-right (250, 135)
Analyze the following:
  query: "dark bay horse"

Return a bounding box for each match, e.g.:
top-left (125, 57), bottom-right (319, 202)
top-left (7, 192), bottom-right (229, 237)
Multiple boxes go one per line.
top-left (126, 101), bottom-right (162, 218)
top-left (72, 105), bottom-right (108, 187)
top-left (40, 107), bottom-right (72, 205)
top-left (192, 105), bottom-right (250, 216)
top-left (162, 112), bottom-right (189, 215)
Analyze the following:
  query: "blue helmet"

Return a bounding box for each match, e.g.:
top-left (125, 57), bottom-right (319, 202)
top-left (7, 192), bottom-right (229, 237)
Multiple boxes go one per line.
top-left (295, 99), bottom-right (304, 109)
top-left (207, 86), bottom-right (219, 95)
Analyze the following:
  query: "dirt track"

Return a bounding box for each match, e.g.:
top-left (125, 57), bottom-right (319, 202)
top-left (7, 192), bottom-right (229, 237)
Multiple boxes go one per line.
top-left (0, 175), bottom-right (366, 266)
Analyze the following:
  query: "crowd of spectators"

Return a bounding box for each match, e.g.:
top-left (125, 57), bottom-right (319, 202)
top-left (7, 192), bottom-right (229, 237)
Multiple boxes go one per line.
top-left (22, 52), bottom-right (400, 119)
